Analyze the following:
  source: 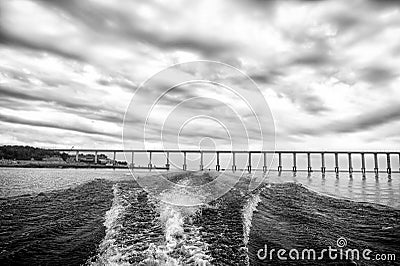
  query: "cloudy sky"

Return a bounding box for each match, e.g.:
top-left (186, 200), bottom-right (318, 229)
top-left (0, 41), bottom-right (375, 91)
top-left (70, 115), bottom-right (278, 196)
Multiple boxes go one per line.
top-left (1, 0), bottom-right (400, 151)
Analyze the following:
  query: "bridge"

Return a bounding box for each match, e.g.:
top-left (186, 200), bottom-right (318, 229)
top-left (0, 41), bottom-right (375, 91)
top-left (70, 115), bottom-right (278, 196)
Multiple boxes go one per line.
top-left (51, 149), bottom-right (400, 174)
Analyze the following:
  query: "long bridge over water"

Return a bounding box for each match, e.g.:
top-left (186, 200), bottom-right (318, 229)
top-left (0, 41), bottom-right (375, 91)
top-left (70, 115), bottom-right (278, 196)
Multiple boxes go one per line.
top-left (52, 149), bottom-right (400, 174)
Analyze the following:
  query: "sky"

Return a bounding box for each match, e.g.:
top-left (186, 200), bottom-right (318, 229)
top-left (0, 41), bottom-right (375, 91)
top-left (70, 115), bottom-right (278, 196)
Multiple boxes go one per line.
top-left (0, 0), bottom-right (400, 151)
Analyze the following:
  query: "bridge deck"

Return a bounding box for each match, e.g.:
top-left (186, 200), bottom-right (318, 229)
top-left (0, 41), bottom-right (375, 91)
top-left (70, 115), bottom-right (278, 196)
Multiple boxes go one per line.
top-left (49, 149), bottom-right (400, 174)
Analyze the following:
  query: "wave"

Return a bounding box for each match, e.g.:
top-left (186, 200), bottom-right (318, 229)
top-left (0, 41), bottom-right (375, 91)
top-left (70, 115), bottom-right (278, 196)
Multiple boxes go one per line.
top-left (3, 172), bottom-right (399, 266)
top-left (241, 192), bottom-right (261, 266)
top-left (242, 192), bottom-right (261, 246)
top-left (89, 172), bottom-right (256, 265)
top-left (143, 203), bottom-right (211, 265)
top-left (247, 182), bottom-right (400, 265)
top-left (89, 182), bottom-right (212, 266)
top-left (89, 184), bottom-right (132, 265)
top-left (87, 176), bottom-right (400, 266)
top-left (0, 179), bottom-right (114, 266)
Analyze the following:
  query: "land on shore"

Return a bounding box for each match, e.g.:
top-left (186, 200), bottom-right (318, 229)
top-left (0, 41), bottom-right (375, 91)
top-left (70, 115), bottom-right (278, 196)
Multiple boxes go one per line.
top-left (0, 145), bottom-right (133, 169)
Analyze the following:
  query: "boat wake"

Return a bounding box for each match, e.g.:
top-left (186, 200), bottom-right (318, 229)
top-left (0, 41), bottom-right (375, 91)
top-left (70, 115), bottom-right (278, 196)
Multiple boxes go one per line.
top-left (89, 173), bottom-right (400, 266)
top-left (2, 173), bottom-right (399, 266)
top-left (89, 172), bottom-right (258, 265)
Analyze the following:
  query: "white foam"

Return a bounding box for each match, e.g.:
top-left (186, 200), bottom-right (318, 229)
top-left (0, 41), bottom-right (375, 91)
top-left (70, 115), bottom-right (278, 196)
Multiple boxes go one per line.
top-left (241, 192), bottom-right (261, 265)
top-left (142, 201), bottom-right (212, 265)
top-left (88, 184), bottom-right (134, 266)
top-left (89, 180), bottom-right (213, 265)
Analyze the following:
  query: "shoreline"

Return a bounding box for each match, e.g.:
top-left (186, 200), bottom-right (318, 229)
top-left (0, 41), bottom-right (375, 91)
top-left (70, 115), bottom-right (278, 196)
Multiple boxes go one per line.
top-left (0, 164), bottom-right (127, 169)
top-left (0, 164), bottom-right (169, 170)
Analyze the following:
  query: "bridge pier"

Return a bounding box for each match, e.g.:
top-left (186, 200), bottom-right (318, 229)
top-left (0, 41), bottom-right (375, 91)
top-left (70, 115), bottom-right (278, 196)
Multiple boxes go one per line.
top-left (361, 153), bottom-right (366, 174)
top-left (183, 152), bottom-right (187, 171)
top-left (200, 151), bottom-right (204, 171)
top-left (292, 152), bottom-right (297, 172)
top-left (131, 152), bottom-right (135, 168)
top-left (113, 151), bottom-right (116, 166)
top-left (307, 152), bottom-right (312, 172)
top-left (386, 153), bottom-right (391, 174)
top-left (334, 153), bottom-right (339, 173)
top-left (374, 153), bottom-right (379, 174)
top-left (148, 151), bottom-right (152, 169)
top-left (321, 153), bottom-right (326, 173)
top-left (263, 152), bottom-right (267, 173)
top-left (94, 151), bottom-right (98, 164)
top-left (348, 153), bottom-right (353, 173)
top-left (247, 152), bottom-right (252, 173)
top-left (278, 152), bottom-right (282, 172)
top-left (76, 151), bottom-right (79, 162)
top-left (216, 152), bottom-right (220, 171)
top-left (166, 152), bottom-right (170, 170)
top-left (232, 152), bottom-right (236, 172)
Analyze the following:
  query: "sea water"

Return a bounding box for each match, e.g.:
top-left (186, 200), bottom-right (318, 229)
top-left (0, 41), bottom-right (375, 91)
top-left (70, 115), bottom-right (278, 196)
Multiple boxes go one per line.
top-left (0, 168), bottom-right (399, 265)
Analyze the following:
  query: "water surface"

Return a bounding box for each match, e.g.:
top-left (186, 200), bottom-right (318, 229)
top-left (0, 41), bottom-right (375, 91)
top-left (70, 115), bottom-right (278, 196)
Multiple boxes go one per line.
top-left (0, 168), bottom-right (399, 265)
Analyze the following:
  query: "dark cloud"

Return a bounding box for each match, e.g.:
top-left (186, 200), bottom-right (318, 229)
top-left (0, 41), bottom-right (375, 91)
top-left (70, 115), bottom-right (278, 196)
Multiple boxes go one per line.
top-left (292, 52), bottom-right (332, 66)
top-left (159, 95), bottom-right (220, 111)
top-left (328, 12), bottom-right (362, 33)
top-left (248, 72), bottom-right (277, 84)
top-left (0, 85), bottom-right (132, 125)
top-left (96, 77), bottom-right (136, 91)
top-left (236, 0), bottom-right (279, 16)
top-left (300, 94), bottom-right (330, 114)
top-left (298, 104), bottom-right (400, 136)
top-left (35, 0), bottom-right (236, 57)
top-left (276, 87), bottom-right (330, 114)
top-left (0, 30), bottom-right (85, 62)
top-left (282, 27), bottom-right (336, 69)
top-left (392, 44), bottom-right (400, 56)
top-left (369, 0), bottom-right (400, 8)
top-left (0, 86), bottom-right (45, 103)
top-left (0, 85), bottom-right (111, 113)
top-left (0, 122), bottom-right (123, 147)
top-left (0, 113), bottom-right (119, 138)
top-left (288, 32), bottom-right (336, 67)
top-left (0, 97), bottom-right (40, 111)
top-left (359, 66), bottom-right (398, 85)
top-left (330, 105), bottom-right (400, 133)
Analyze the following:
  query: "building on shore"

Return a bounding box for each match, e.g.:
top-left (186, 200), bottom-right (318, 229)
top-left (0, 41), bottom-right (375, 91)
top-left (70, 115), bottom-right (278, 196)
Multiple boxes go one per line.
top-left (43, 156), bottom-right (64, 162)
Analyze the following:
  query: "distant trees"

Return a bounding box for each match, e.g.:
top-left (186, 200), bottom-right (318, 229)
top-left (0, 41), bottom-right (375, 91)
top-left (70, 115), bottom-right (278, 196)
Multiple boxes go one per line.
top-left (0, 145), bottom-right (68, 161)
